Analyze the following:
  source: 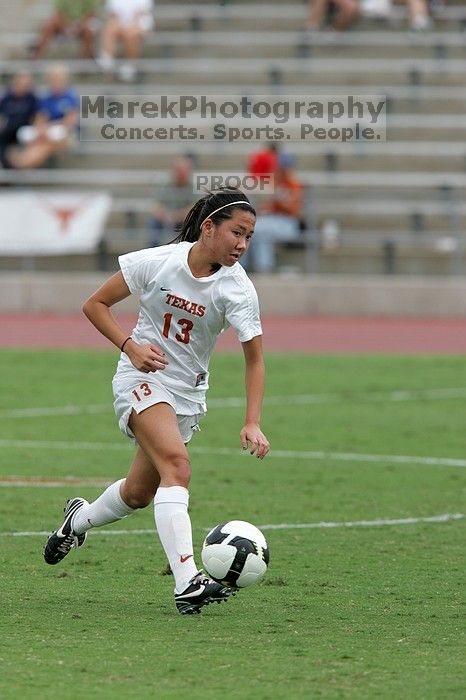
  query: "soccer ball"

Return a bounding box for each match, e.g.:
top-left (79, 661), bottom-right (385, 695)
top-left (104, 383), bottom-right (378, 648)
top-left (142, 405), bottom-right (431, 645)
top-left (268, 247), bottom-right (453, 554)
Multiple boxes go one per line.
top-left (201, 520), bottom-right (269, 588)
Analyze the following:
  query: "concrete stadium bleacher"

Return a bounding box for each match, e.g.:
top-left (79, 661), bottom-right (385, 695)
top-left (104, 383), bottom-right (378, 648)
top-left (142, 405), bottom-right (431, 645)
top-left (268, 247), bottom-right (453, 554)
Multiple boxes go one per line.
top-left (0, 0), bottom-right (465, 276)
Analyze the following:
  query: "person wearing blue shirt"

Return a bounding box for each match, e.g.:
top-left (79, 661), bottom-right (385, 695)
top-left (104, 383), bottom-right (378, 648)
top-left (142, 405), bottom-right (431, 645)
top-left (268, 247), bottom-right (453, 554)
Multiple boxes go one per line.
top-left (39, 88), bottom-right (80, 124)
top-left (9, 63), bottom-right (79, 170)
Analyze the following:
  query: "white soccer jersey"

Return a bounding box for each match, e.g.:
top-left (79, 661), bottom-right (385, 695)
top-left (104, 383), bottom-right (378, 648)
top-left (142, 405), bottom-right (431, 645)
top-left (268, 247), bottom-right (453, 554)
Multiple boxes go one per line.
top-left (116, 242), bottom-right (262, 404)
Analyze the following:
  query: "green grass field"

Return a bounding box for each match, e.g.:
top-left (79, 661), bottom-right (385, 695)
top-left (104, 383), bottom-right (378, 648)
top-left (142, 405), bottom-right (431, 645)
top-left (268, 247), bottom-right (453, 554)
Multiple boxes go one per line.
top-left (0, 349), bottom-right (464, 700)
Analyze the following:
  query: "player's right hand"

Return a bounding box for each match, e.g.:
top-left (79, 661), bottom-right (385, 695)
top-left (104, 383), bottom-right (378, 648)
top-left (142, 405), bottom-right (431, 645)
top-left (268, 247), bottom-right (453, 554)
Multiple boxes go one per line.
top-left (125, 340), bottom-right (169, 373)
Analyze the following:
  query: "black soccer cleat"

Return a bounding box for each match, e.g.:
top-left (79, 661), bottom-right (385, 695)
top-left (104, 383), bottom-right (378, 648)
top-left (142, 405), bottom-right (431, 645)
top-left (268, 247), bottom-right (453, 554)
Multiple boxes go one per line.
top-left (175, 571), bottom-right (233, 615)
top-left (43, 497), bottom-right (89, 565)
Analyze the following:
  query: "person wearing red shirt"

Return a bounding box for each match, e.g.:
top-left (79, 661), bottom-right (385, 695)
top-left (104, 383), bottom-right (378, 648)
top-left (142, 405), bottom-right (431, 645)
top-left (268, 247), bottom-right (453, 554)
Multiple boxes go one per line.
top-left (242, 152), bottom-right (305, 273)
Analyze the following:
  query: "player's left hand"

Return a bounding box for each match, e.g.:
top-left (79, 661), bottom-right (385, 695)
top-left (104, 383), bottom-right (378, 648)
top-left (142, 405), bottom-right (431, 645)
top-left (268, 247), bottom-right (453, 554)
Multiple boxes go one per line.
top-left (240, 423), bottom-right (270, 459)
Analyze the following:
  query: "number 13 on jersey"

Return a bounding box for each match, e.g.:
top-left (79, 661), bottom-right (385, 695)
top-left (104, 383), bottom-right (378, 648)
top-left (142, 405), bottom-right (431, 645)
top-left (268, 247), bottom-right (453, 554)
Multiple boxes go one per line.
top-left (162, 313), bottom-right (193, 344)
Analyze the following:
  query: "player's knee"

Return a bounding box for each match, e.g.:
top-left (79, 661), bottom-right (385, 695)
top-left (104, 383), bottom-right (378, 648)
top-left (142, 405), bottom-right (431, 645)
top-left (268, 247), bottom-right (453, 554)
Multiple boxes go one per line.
top-left (169, 454), bottom-right (192, 488)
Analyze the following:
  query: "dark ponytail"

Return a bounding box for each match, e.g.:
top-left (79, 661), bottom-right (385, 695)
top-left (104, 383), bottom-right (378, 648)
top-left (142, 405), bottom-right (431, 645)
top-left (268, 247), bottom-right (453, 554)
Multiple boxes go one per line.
top-left (170, 188), bottom-right (256, 244)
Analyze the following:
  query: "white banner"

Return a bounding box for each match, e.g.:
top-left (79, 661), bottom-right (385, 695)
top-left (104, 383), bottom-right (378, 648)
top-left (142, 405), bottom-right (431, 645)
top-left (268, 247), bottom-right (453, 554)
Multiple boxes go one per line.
top-left (0, 192), bottom-right (112, 255)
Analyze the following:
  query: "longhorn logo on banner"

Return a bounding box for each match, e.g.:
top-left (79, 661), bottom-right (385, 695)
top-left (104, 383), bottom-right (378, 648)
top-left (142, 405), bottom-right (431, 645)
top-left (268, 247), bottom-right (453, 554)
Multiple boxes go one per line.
top-left (0, 192), bottom-right (112, 255)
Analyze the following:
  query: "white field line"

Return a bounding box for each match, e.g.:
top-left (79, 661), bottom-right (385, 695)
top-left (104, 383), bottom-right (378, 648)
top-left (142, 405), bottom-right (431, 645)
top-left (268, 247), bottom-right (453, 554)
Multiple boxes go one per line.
top-left (0, 477), bottom-right (113, 488)
top-left (0, 404), bottom-right (110, 418)
top-left (2, 387), bottom-right (466, 418)
top-left (1, 439), bottom-right (466, 468)
top-left (210, 387), bottom-right (466, 408)
top-left (0, 513), bottom-right (463, 538)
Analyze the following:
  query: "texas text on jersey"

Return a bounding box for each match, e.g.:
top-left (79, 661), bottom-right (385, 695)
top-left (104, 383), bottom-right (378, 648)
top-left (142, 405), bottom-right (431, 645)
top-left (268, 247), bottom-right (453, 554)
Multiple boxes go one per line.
top-left (115, 241), bottom-right (262, 404)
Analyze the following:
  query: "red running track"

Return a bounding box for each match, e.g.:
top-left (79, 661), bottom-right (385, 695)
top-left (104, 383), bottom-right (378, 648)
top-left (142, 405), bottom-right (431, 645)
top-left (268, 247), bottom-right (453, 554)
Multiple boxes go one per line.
top-left (2, 313), bottom-right (466, 354)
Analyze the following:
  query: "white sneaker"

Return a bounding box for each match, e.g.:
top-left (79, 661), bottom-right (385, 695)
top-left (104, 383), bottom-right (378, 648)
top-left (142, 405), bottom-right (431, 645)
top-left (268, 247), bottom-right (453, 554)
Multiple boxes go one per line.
top-left (410, 14), bottom-right (432, 31)
top-left (96, 52), bottom-right (115, 72)
top-left (118, 63), bottom-right (137, 82)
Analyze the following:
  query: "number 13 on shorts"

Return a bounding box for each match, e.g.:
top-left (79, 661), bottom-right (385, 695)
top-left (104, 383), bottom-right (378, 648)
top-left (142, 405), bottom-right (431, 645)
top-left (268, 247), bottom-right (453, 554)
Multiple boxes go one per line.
top-left (131, 382), bottom-right (152, 404)
top-left (126, 377), bottom-right (175, 416)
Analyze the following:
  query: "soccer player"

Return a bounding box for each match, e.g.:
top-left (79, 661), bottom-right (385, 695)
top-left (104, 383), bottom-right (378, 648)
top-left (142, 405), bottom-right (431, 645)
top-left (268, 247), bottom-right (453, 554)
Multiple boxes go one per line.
top-left (43, 189), bottom-right (270, 614)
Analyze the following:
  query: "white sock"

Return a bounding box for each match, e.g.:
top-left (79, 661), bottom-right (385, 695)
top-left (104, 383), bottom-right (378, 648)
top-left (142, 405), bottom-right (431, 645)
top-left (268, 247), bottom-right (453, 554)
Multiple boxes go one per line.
top-left (72, 479), bottom-right (135, 535)
top-left (153, 486), bottom-right (198, 593)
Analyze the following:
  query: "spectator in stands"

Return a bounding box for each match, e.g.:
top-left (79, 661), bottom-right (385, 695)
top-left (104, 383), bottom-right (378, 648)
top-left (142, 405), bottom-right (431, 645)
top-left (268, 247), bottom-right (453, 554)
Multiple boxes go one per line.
top-left (368, 1), bottom-right (434, 29)
top-left (359, 0), bottom-right (392, 21)
top-left (403, 0), bottom-right (433, 30)
top-left (307, 0), bottom-right (360, 32)
top-left (242, 152), bottom-right (305, 273)
top-left (97, 0), bottom-right (154, 81)
top-left (0, 71), bottom-right (39, 169)
top-left (148, 155), bottom-right (196, 247)
top-left (247, 141), bottom-right (279, 179)
top-left (33, 0), bottom-right (99, 59)
top-left (9, 64), bottom-right (79, 170)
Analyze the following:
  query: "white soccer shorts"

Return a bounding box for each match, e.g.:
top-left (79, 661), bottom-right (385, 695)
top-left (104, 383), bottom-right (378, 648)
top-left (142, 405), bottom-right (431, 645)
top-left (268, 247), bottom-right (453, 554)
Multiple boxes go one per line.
top-left (112, 371), bottom-right (205, 444)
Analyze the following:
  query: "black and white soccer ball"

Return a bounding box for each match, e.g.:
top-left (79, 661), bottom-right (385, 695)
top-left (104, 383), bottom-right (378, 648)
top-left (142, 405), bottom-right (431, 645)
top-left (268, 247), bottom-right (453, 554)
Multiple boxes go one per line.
top-left (201, 520), bottom-right (269, 588)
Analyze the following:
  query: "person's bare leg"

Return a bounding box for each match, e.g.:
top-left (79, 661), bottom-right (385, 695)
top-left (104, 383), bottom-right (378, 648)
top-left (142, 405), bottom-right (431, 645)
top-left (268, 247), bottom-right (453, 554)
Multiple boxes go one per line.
top-left (128, 403), bottom-right (192, 487)
top-left (121, 446), bottom-right (161, 507)
top-left (128, 403), bottom-right (198, 591)
top-left (43, 391), bottom-right (230, 611)
top-left (128, 404), bottom-right (232, 612)
top-left (122, 25), bottom-right (143, 60)
top-left (9, 140), bottom-right (58, 169)
top-left (34, 13), bottom-right (66, 59)
top-left (78, 22), bottom-right (95, 59)
top-left (407, 0), bottom-right (430, 29)
top-left (100, 18), bottom-right (120, 60)
top-left (307, 0), bottom-right (328, 29)
top-left (332, 0), bottom-right (359, 31)
top-left (51, 404), bottom-right (172, 543)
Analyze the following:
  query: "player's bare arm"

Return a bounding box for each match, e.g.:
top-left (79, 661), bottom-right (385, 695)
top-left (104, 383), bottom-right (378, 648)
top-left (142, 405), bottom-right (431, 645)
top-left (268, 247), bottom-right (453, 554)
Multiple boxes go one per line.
top-left (82, 271), bottom-right (168, 373)
top-left (241, 335), bottom-right (270, 459)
